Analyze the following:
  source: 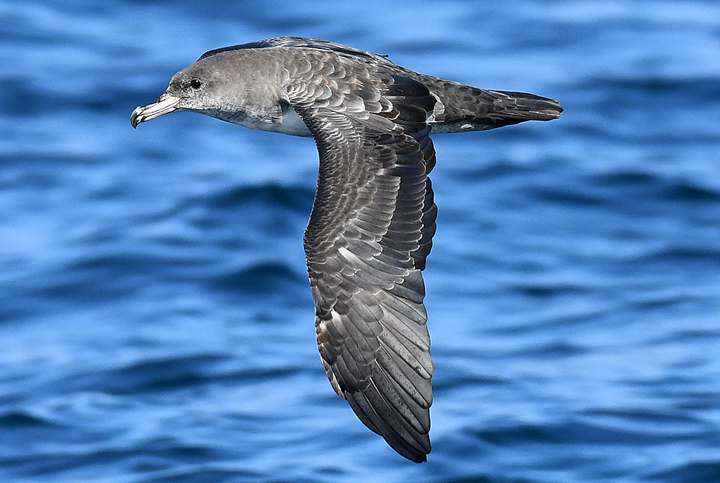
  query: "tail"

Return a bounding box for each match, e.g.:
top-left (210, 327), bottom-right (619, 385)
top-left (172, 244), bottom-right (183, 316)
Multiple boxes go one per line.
top-left (407, 74), bottom-right (562, 134)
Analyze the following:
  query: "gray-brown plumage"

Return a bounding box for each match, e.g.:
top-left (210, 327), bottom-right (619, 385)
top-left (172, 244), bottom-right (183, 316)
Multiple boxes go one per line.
top-left (131, 37), bottom-right (562, 462)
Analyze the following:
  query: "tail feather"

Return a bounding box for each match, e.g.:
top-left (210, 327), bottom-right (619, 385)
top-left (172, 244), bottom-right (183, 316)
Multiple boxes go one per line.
top-left (485, 89), bottom-right (564, 123)
top-left (403, 73), bottom-right (562, 133)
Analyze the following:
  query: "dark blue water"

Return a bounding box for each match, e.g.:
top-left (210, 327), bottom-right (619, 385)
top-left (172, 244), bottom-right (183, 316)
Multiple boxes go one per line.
top-left (2, 1), bottom-right (720, 481)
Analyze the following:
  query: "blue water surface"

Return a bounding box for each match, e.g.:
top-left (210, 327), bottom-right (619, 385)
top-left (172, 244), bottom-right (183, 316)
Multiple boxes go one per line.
top-left (2, 1), bottom-right (720, 482)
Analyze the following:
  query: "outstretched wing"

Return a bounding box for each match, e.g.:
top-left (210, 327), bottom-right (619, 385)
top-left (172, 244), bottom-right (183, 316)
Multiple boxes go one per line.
top-left (289, 55), bottom-right (438, 462)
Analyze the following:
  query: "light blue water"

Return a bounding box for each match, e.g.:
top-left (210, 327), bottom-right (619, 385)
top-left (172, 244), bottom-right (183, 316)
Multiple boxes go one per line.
top-left (2, 1), bottom-right (720, 482)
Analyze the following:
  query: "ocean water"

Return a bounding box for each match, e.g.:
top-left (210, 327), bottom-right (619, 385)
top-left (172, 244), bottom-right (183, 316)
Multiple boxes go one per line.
top-left (2, 0), bottom-right (720, 481)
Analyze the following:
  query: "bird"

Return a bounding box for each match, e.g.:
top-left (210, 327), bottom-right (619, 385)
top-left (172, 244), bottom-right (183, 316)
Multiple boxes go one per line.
top-left (131, 36), bottom-right (562, 462)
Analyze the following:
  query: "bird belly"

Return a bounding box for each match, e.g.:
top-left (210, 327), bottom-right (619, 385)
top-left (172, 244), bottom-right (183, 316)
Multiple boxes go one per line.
top-left (275, 106), bottom-right (313, 136)
top-left (225, 107), bottom-right (311, 137)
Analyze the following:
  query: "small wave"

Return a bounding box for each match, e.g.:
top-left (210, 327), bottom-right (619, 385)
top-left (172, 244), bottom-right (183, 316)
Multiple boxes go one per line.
top-left (205, 183), bottom-right (314, 214)
top-left (0, 410), bottom-right (54, 429)
top-left (54, 353), bottom-right (229, 396)
top-left (207, 261), bottom-right (305, 295)
top-left (592, 171), bottom-right (720, 204)
top-left (649, 461), bottom-right (720, 483)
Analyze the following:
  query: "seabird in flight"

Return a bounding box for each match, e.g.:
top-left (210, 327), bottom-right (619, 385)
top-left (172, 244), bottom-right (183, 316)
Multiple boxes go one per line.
top-left (131, 37), bottom-right (562, 462)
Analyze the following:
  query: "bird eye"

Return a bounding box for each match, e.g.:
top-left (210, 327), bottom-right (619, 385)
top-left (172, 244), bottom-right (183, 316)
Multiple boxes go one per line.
top-left (190, 79), bottom-right (202, 89)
